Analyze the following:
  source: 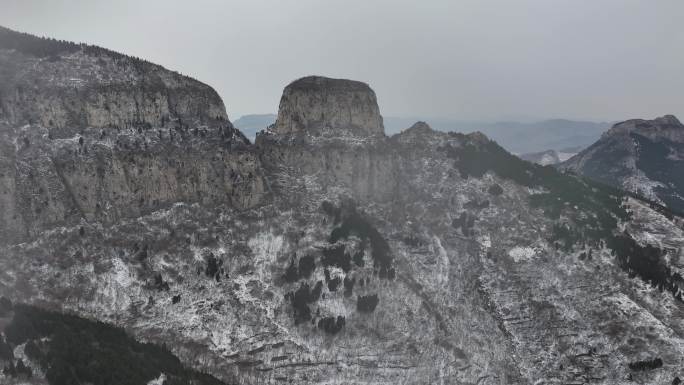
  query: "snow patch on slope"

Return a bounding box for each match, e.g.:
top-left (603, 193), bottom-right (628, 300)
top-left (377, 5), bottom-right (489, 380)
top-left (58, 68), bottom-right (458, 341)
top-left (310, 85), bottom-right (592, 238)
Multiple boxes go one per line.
top-left (622, 170), bottom-right (666, 204)
top-left (508, 247), bottom-right (536, 263)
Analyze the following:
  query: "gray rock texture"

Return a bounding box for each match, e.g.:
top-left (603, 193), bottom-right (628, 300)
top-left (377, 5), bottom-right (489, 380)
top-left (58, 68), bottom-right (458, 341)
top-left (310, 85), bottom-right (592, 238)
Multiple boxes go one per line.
top-left (603, 115), bottom-right (684, 143)
top-left (0, 47), bottom-right (227, 139)
top-left (0, 29), bottom-right (264, 244)
top-left (2, 27), bottom-right (684, 385)
top-left (272, 76), bottom-right (384, 137)
top-left (561, 115), bottom-right (684, 211)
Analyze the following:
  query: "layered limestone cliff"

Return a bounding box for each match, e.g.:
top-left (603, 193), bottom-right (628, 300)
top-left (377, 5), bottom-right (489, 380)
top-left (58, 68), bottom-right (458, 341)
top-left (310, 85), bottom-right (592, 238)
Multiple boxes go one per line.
top-left (271, 76), bottom-right (384, 137)
top-left (0, 27), bottom-right (264, 244)
top-left (0, 26), bottom-right (227, 139)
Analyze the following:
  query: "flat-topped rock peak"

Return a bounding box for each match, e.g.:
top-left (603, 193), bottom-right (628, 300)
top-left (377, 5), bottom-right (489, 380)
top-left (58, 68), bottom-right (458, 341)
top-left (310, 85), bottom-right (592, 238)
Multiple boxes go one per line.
top-left (272, 76), bottom-right (384, 137)
top-left (0, 25), bottom-right (228, 138)
top-left (604, 114), bottom-right (683, 142)
top-left (284, 76), bottom-right (372, 93)
top-left (561, 114), bottom-right (684, 211)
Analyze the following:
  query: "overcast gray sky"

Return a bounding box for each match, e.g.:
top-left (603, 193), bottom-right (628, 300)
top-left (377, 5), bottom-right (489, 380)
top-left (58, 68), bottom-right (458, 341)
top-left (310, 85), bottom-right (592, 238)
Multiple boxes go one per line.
top-left (1, 0), bottom-right (683, 122)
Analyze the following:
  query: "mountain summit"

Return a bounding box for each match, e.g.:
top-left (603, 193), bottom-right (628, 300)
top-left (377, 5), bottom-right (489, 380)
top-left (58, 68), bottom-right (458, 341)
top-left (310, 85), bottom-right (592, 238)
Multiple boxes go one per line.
top-left (562, 115), bottom-right (684, 211)
top-left (603, 114), bottom-right (683, 142)
top-left (0, 26), bottom-right (227, 139)
top-left (272, 76), bottom-right (384, 137)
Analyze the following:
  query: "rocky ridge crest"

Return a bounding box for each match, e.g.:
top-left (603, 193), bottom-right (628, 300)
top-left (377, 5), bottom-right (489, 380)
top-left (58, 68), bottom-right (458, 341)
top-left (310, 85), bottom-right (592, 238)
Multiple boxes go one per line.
top-left (0, 26), bottom-right (263, 244)
top-left (0, 26), bottom-right (227, 139)
top-left (562, 114), bottom-right (684, 211)
top-left (603, 115), bottom-right (684, 143)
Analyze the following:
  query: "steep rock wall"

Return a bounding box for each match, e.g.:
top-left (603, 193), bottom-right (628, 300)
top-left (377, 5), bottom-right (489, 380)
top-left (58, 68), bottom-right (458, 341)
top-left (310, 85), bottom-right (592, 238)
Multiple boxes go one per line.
top-left (0, 46), bottom-right (226, 139)
top-left (0, 29), bottom-right (264, 244)
top-left (272, 76), bottom-right (384, 137)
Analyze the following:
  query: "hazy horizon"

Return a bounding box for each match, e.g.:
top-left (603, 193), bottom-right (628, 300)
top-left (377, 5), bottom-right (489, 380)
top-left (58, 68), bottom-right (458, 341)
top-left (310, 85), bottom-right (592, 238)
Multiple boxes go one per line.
top-left (234, 112), bottom-right (616, 125)
top-left (2, 0), bottom-right (683, 122)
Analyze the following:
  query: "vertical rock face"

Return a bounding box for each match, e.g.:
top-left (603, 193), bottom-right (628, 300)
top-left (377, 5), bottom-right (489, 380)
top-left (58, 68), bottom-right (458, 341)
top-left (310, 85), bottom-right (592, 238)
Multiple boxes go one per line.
top-left (0, 26), bottom-right (227, 139)
top-left (272, 76), bottom-right (384, 137)
top-left (0, 27), bottom-right (264, 243)
top-left (259, 76), bottom-right (392, 203)
top-left (258, 77), bottom-right (394, 203)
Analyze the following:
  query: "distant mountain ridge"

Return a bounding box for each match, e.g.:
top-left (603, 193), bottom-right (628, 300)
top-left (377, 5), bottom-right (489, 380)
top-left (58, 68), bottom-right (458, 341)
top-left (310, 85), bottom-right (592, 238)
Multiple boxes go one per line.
top-left (232, 113), bottom-right (276, 141)
top-left (386, 117), bottom-right (611, 154)
top-left (561, 115), bottom-right (684, 212)
top-left (519, 149), bottom-right (578, 166)
top-left (234, 113), bottom-right (610, 153)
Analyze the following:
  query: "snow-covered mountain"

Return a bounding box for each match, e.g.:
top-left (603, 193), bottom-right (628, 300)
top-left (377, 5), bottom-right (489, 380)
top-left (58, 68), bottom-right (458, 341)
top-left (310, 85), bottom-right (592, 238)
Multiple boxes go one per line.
top-left (561, 115), bottom-right (684, 213)
top-left (519, 149), bottom-right (578, 166)
top-left (2, 26), bottom-right (684, 385)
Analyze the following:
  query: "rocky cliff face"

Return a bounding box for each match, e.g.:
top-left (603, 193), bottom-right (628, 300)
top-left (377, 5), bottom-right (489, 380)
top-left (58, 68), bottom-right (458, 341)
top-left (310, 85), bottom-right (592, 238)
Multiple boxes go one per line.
top-left (272, 76), bottom-right (384, 137)
top-left (561, 115), bottom-right (684, 212)
top-left (0, 26), bottom-right (227, 139)
top-left (3, 28), bottom-right (684, 385)
top-left (0, 27), bottom-right (264, 244)
top-left (603, 115), bottom-right (684, 143)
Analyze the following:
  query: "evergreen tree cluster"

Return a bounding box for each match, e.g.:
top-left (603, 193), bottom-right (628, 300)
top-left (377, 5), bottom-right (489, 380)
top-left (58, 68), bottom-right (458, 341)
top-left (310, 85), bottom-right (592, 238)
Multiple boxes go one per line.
top-left (631, 133), bottom-right (684, 213)
top-left (326, 203), bottom-right (395, 279)
top-left (0, 296), bottom-right (12, 316)
top-left (343, 277), bottom-right (355, 297)
top-left (317, 316), bottom-right (345, 334)
top-left (1, 301), bottom-right (229, 385)
top-left (607, 235), bottom-right (683, 300)
top-left (204, 252), bottom-right (224, 282)
top-left (0, 336), bottom-right (13, 361)
top-left (356, 294), bottom-right (379, 313)
top-left (0, 26), bottom-right (153, 70)
top-left (443, 135), bottom-right (683, 296)
top-left (283, 258), bottom-right (299, 283)
top-left (283, 255), bottom-right (317, 283)
top-left (446, 136), bottom-right (629, 243)
top-left (628, 357), bottom-right (663, 371)
top-left (327, 276), bottom-right (341, 292)
top-left (488, 183), bottom-right (504, 196)
top-left (3, 358), bottom-right (33, 379)
top-left (321, 245), bottom-right (352, 273)
top-left (285, 282), bottom-right (323, 324)
top-left (298, 255), bottom-right (316, 278)
top-left (0, 26), bottom-right (80, 58)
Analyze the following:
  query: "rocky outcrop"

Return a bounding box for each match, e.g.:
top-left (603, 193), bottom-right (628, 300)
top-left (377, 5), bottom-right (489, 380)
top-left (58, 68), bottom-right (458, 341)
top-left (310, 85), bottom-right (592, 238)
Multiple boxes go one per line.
top-left (603, 115), bottom-right (684, 142)
top-left (271, 76), bottom-right (384, 137)
top-left (561, 115), bottom-right (684, 211)
top-left (0, 27), bottom-right (264, 243)
top-left (0, 26), bottom-right (227, 139)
